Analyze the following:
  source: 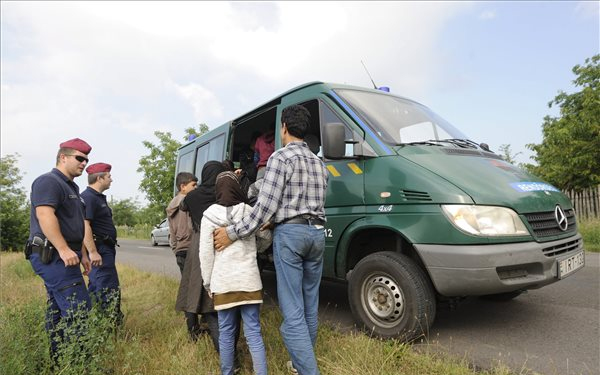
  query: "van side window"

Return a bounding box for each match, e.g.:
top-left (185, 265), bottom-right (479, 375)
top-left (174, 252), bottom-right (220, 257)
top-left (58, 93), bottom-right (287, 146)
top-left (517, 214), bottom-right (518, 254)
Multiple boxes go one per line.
top-left (320, 103), bottom-right (356, 158)
top-left (178, 150), bottom-right (194, 173)
top-left (208, 134), bottom-right (225, 162)
top-left (195, 144), bottom-right (210, 179)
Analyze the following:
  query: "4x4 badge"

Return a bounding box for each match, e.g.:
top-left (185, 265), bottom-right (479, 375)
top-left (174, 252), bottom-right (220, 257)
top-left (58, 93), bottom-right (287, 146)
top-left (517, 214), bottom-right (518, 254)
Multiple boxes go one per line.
top-left (554, 205), bottom-right (568, 231)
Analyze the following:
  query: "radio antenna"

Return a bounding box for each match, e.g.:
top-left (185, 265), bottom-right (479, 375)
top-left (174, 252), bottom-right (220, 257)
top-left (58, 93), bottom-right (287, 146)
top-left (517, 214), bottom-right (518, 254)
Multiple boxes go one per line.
top-left (361, 60), bottom-right (378, 89)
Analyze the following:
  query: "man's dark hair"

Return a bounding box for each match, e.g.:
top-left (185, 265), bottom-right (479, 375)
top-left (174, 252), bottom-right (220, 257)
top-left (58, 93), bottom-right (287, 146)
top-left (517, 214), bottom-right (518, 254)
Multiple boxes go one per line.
top-left (176, 172), bottom-right (198, 191)
top-left (281, 105), bottom-right (311, 139)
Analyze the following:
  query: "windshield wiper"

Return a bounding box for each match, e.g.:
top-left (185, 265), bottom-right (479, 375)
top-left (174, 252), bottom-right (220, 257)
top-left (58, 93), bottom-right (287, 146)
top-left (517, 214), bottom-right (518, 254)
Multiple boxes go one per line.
top-left (431, 138), bottom-right (480, 149)
top-left (401, 141), bottom-right (444, 146)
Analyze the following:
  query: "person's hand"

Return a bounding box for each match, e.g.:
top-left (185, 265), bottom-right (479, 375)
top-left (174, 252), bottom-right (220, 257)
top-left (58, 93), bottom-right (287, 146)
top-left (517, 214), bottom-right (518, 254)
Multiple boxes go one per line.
top-left (213, 227), bottom-right (233, 251)
top-left (81, 255), bottom-right (91, 275)
top-left (58, 248), bottom-right (80, 267)
top-left (260, 222), bottom-right (274, 231)
top-left (88, 250), bottom-right (103, 267)
top-left (234, 168), bottom-right (242, 175)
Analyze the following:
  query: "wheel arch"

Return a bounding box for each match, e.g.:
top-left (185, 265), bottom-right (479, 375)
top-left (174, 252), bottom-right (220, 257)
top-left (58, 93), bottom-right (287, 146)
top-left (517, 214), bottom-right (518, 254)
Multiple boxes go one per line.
top-left (336, 218), bottom-right (432, 286)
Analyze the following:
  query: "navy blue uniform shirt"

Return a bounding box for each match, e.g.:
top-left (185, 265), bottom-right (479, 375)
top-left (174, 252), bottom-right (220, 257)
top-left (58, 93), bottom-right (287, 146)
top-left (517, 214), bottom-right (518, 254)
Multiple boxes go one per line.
top-left (29, 168), bottom-right (85, 245)
top-left (81, 187), bottom-right (117, 240)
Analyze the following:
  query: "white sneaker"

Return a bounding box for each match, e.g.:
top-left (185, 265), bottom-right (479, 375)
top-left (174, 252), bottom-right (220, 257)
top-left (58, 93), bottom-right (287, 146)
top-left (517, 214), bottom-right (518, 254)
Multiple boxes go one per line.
top-left (286, 360), bottom-right (298, 375)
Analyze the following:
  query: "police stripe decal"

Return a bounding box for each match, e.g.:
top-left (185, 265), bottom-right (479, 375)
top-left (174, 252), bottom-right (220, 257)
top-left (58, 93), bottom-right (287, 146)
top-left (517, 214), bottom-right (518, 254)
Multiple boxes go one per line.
top-left (347, 163), bottom-right (363, 175)
top-left (327, 165), bottom-right (341, 177)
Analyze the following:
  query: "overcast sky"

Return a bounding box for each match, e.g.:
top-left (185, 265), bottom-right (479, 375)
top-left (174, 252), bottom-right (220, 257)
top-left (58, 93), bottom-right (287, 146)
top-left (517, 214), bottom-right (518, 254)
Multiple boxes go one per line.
top-left (1, 1), bottom-right (598, 205)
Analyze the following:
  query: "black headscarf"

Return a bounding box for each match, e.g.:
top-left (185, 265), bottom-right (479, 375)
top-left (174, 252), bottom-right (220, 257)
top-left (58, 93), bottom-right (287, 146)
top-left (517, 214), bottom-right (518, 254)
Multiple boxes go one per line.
top-left (183, 161), bottom-right (228, 232)
top-left (215, 171), bottom-right (248, 207)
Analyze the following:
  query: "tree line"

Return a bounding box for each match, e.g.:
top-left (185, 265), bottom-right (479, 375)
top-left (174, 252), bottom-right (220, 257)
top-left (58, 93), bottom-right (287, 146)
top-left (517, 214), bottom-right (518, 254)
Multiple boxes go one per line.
top-left (1, 55), bottom-right (598, 250)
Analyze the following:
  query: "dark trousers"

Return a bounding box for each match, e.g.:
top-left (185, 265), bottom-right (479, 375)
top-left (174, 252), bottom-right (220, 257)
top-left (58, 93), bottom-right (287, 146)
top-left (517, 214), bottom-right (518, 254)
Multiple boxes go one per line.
top-left (175, 251), bottom-right (200, 336)
top-left (29, 250), bottom-right (91, 360)
top-left (88, 243), bottom-right (123, 325)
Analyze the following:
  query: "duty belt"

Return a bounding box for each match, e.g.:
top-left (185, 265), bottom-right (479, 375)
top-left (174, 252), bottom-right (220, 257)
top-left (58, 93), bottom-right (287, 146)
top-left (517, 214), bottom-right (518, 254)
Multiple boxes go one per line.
top-left (30, 241), bottom-right (82, 253)
top-left (93, 234), bottom-right (119, 247)
top-left (25, 237), bottom-right (82, 264)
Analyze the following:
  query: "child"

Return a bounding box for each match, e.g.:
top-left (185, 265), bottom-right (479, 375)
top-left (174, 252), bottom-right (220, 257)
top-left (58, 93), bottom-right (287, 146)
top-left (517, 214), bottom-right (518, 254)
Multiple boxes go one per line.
top-left (199, 171), bottom-right (268, 375)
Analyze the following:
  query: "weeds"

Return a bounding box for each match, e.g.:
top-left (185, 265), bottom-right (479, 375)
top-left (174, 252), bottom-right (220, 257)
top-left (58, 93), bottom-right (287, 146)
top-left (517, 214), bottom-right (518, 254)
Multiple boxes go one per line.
top-left (579, 217), bottom-right (600, 252)
top-left (1, 252), bottom-right (514, 375)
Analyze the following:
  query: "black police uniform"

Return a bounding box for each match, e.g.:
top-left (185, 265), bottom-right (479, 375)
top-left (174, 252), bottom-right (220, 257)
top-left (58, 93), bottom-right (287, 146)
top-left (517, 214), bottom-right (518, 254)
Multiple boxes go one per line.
top-left (28, 168), bottom-right (91, 356)
top-left (81, 187), bottom-right (123, 320)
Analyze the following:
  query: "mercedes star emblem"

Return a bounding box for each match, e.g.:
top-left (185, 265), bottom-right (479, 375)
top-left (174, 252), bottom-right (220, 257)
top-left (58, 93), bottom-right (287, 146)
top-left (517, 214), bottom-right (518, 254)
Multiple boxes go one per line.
top-left (554, 205), bottom-right (568, 231)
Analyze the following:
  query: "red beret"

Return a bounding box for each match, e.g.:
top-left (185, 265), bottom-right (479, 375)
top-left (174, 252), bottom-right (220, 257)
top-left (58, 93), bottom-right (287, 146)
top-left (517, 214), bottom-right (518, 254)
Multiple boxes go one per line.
top-left (60, 138), bottom-right (92, 154)
top-left (86, 163), bottom-right (112, 174)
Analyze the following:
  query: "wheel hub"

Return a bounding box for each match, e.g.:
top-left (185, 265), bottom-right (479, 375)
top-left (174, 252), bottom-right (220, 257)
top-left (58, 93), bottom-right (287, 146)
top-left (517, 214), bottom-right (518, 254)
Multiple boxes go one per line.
top-left (363, 274), bottom-right (404, 325)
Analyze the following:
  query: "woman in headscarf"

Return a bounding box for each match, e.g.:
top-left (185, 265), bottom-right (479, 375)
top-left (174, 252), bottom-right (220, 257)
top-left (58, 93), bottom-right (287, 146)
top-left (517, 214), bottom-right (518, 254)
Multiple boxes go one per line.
top-left (199, 171), bottom-right (268, 375)
top-left (175, 161), bottom-right (227, 349)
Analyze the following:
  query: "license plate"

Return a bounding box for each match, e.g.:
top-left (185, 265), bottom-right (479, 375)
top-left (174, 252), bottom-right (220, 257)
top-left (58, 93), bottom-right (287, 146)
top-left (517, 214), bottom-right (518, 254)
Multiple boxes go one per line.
top-left (558, 251), bottom-right (585, 279)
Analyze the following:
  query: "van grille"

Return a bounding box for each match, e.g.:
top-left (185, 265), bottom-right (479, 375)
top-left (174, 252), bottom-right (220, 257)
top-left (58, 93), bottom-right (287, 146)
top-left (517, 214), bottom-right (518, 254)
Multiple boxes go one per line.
top-left (399, 190), bottom-right (432, 201)
top-left (541, 237), bottom-right (582, 257)
top-left (524, 209), bottom-right (577, 238)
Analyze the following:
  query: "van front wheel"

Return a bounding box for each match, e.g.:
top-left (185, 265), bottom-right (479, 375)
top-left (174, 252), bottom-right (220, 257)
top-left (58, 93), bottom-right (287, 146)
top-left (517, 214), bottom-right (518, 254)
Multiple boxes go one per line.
top-left (348, 251), bottom-right (436, 341)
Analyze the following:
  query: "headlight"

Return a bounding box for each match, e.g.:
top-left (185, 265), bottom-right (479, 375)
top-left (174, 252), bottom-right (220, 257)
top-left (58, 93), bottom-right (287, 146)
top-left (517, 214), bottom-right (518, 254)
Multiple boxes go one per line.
top-left (441, 205), bottom-right (529, 237)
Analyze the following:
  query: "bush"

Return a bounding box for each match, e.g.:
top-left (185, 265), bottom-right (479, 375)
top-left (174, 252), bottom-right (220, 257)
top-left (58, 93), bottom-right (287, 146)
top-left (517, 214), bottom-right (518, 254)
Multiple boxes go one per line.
top-left (580, 217), bottom-right (600, 252)
top-left (116, 224), bottom-right (154, 240)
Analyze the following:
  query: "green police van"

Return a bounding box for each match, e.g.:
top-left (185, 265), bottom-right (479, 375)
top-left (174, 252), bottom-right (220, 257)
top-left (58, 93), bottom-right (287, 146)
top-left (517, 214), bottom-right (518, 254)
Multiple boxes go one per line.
top-left (175, 82), bottom-right (585, 340)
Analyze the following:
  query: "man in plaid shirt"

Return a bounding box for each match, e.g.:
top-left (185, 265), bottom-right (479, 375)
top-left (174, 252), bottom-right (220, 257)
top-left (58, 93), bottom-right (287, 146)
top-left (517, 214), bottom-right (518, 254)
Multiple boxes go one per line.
top-left (214, 104), bottom-right (328, 375)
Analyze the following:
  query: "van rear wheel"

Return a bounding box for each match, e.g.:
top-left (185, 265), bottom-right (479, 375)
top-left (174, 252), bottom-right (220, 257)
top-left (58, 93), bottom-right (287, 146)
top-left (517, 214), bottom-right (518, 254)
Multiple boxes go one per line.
top-left (348, 251), bottom-right (436, 341)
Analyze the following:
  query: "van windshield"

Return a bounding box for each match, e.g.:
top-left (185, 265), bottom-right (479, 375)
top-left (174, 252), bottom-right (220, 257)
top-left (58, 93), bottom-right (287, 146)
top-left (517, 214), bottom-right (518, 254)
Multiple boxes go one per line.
top-left (335, 89), bottom-right (469, 146)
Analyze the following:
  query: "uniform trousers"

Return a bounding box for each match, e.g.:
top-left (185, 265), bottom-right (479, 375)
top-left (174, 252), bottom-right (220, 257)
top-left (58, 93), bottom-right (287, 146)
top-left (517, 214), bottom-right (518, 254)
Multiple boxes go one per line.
top-left (29, 250), bottom-right (91, 358)
top-left (88, 243), bottom-right (123, 324)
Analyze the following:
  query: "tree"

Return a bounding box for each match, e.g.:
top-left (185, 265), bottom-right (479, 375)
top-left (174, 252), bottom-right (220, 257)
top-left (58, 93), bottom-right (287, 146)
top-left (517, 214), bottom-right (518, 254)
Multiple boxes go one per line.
top-left (526, 55), bottom-right (600, 191)
top-left (0, 154), bottom-right (29, 251)
top-left (110, 198), bottom-right (140, 227)
top-left (184, 123), bottom-right (209, 142)
top-left (498, 144), bottom-right (522, 165)
top-left (137, 124), bottom-right (209, 219)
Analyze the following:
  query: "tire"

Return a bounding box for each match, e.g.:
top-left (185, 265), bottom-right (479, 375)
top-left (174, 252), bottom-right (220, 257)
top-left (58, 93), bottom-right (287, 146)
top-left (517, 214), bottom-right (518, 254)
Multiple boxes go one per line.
top-left (480, 290), bottom-right (523, 301)
top-left (348, 251), bottom-right (436, 341)
top-left (151, 235), bottom-right (157, 246)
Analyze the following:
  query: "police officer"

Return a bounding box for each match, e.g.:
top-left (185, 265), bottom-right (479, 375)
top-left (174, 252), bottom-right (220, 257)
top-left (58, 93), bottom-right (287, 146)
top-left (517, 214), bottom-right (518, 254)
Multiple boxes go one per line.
top-left (81, 162), bottom-right (124, 324)
top-left (27, 138), bottom-right (102, 361)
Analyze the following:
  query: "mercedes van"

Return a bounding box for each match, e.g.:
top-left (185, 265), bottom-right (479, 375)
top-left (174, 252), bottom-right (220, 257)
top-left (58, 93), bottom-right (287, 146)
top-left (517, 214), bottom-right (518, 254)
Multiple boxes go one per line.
top-left (175, 82), bottom-right (585, 340)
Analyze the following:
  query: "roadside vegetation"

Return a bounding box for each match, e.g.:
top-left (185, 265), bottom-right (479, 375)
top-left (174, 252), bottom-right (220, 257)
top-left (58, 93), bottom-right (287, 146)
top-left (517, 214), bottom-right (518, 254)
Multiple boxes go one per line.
top-left (117, 223), bottom-right (154, 241)
top-left (1, 252), bottom-right (518, 375)
top-left (580, 217), bottom-right (600, 252)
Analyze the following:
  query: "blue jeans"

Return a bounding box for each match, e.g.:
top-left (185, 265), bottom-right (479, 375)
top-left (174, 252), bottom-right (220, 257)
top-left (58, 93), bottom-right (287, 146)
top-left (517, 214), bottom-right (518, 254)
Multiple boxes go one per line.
top-left (273, 224), bottom-right (325, 375)
top-left (218, 304), bottom-right (267, 375)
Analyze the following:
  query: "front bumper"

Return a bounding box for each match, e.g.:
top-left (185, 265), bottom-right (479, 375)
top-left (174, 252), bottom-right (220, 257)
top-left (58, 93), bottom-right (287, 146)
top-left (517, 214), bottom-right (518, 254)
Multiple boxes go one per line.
top-left (414, 234), bottom-right (584, 297)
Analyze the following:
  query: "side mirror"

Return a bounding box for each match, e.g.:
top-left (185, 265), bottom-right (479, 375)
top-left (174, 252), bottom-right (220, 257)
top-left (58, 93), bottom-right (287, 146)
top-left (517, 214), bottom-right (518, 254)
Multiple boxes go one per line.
top-left (323, 122), bottom-right (346, 159)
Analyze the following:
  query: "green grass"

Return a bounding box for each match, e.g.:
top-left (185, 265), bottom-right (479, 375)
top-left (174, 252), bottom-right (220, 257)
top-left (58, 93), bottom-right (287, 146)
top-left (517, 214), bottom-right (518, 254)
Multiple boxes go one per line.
top-left (579, 217), bottom-right (600, 252)
top-left (1, 252), bottom-right (519, 375)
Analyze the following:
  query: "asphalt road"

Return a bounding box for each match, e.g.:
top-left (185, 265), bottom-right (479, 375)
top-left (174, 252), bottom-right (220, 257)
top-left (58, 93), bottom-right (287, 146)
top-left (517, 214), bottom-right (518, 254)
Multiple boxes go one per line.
top-left (116, 239), bottom-right (599, 375)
